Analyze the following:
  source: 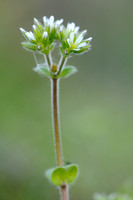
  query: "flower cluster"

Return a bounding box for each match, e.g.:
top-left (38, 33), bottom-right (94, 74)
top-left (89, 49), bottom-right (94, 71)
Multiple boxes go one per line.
top-left (20, 16), bottom-right (92, 57)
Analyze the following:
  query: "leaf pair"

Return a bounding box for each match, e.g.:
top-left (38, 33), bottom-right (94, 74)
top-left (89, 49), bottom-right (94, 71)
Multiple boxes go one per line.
top-left (33, 64), bottom-right (77, 79)
top-left (46, 164), bottom-right (78, 186)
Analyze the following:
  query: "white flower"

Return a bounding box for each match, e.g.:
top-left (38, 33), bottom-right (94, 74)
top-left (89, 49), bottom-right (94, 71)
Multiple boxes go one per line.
top-left (67, 32), bottom-right (87, 51)
top-left (43, 31), bottom-right (48, 38)
top-left (66, 22), bottom-right (80, 34)
top-left (55, 19), bottom-right (63, 27)
top-left (25, 31), bottom-right (35, 41)
top-left (43, 16), bottom-right (63, 30)
top-left (48, 16), bottom-right (54, 27)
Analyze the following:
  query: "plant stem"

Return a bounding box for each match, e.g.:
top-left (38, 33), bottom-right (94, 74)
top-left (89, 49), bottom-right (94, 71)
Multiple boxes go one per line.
top-left (52, 78), bottom-right (63, 166)
top-left (52, 78), bottom-right (69, 200)
top-left (57, 56), bottom-right (66, 75)
top-left (46, 53), bottom-right (51, 68)
top-left (61, 185), bottom-right (69, 200)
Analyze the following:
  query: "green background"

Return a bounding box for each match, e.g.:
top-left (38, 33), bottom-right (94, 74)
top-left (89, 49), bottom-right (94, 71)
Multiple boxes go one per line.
top-left (0, 0), bottom-right (133, 199)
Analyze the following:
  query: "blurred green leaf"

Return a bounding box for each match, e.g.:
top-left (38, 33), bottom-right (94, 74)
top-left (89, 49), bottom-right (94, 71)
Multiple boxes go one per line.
top-left (119, 177), bottom-right (133, 195)
top-left (93, 193), bottom-right (133, 200)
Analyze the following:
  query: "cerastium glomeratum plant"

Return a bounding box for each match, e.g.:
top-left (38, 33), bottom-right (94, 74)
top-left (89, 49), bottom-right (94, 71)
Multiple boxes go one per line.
top-left (20, 16), bottom-right (92, 200)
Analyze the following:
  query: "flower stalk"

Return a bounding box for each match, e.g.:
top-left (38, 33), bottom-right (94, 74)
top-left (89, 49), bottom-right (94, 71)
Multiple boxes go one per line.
top-left (46, 53), bottom-right (51, 68)
top-left (57, 56), bottom-right (67, 76)
top-left (52, 78), bottom-right (63, 166)
top-left (52, 78), bottom-right (69, 200)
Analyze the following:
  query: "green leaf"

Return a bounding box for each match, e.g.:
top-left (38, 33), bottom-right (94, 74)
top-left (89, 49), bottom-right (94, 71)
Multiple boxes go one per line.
top-left (52, 167), bottom-right (66, 186)
top-left (59, 65), bottom-right (77, 78)
top-left (65, 164), bottom-right (78, 184)
top-left (33, 64), bottom-right (52, 78)
top-left (21, 42), bottom-right (37, 51)
top-left (45, 164), bottom-right (79, 186)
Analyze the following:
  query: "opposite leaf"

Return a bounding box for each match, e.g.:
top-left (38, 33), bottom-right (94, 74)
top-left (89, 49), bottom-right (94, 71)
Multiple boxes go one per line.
top-left (65, 164), bottom-right (78, 184)
top-left (52, 167), bottom-right (66, 186)
top-left (59, 65), bottom-right (77, 78)
top-left (33, 64), bottom-right (52, 78)
top-left (45, 164), bottom-right (78, 186)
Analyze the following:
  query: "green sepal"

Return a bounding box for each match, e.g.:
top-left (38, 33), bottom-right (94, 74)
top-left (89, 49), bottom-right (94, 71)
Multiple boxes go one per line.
top-left (45, 164), bottom-right (79, 186)
top-left (58, 65), bottom-right (77, 78)
top-left (21, 42), bottom-right (37, 51)
top-left (33, 64), bottom-right (53, 78)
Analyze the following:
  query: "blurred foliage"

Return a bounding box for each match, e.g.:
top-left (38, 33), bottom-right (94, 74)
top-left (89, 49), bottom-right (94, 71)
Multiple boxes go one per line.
top-left (0, 0), bottom-right (133, 200)
top-left (93, 193), bottom-right (133, 200)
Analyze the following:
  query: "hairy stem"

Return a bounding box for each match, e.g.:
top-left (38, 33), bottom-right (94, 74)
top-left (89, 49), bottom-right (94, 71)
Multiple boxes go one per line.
top-left (52, 78), bottom-right (63, 166)
top-left (51, 78), bottom-right (69, 200)
top-left (57, 56), bottom-right (67, 75)
top-left (61, 185), bottom-right (69, 200)
top-left (46, 53), bottom-right (51, 68)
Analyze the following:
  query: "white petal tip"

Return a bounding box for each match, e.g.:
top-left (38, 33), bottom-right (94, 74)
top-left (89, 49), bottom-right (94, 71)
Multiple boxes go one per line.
top-left (43, 16), bottom-right (47, 24)
top-left (43, 31), bottom-right (48, 38)
top-left (87, 37), bottom-right (92, 41)
top-left (20, 28), bottom-right (25, 33)
top-left (34, 18), bottom-right (39, 24)
top-left (33, 25), bottom-right (36, 30)
top-left (82, 30), bottom-right (87, 35)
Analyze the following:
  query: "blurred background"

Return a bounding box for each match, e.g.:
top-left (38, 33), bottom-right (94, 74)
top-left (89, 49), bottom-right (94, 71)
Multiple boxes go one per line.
top-left (0, 0), bottom-right (133, 199)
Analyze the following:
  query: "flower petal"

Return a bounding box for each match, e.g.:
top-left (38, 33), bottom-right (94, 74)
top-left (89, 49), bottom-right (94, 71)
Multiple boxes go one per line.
top-left (74, 26), bottom-right (80, 34)
top-left (49, 16), bottom-right (54, 27)
top-left (43, 16), bottom-right (47, 24)
top-left (77, 42), bottom-right (86, 48)
top-left (43, 31), bottom-right (48, 38)
top-left (20, 28), bottom-right (26, 33)
top-left (81, 30), bottom-right (87, 35)
top-left (75, 34), bottom-right (83, 44)
top-left (56, 19), bottom-right (63, 26)
top-left (86, 37), bottom-right (92, 41)
top-left (66, 23), bottom-right (71, 31)
top-left (26, 31), bottom-right (35, 41)
top-left (33, 25), bottom-right (37, 30)
top-left (70, 32), bottom-right (74, 43)
top-left (71, 22), bottom-right (75, 31)
top-left (34, 18), bottom-right (39, 24)
top-left (67, 39), bottom-right (70, 46)
top-left (60, 25), bottom-right (64, 32)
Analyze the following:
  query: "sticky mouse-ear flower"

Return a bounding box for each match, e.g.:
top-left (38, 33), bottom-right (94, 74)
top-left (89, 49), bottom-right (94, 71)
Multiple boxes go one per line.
top-left (58, 21), bottom-right (92, 56)
top-left (60, 31), bottom-right (92, 56)
top-left (20, 16), bottom-right (64, 54)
